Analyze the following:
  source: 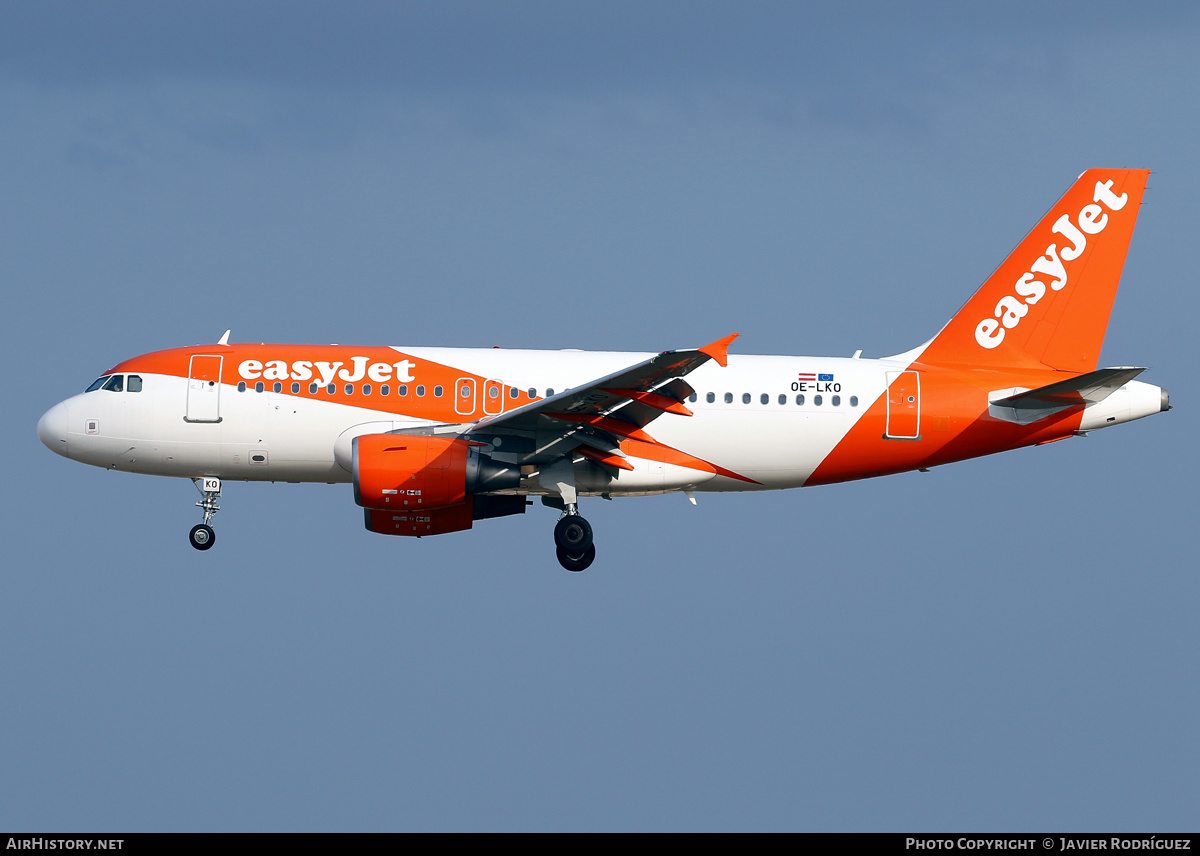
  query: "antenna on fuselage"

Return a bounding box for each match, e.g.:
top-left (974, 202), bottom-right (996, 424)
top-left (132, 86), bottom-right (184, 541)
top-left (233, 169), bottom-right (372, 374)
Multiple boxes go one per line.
top-left (217, 330), bottom-right (231, 345)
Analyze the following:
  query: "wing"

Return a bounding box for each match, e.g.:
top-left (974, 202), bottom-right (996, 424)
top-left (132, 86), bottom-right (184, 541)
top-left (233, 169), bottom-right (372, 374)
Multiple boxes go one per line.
top-left (460, 333), bottom-right (738, 466)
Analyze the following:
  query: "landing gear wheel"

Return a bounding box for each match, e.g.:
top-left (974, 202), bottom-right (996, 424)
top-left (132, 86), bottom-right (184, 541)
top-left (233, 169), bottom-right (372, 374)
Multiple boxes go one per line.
top-left (189, 523), bottom-right (216, 551)
top-left (557, 543), bottom-right (596, 572)
top-left (554, 514), bottom-right (593, 553)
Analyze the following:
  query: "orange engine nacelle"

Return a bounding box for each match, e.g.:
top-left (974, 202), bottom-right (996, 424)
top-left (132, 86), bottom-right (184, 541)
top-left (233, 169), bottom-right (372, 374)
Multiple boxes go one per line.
top-left (353, 433), bottom-right (470, 512)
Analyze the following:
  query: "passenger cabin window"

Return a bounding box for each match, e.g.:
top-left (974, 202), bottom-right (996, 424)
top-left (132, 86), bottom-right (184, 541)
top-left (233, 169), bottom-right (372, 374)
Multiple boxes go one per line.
top-left (291, 382), bottom-right (300, 394)
top-left (127, 375), bottom-right (143, 393)
top-left (832, 395), bottom-right (841, 406)
top-left (509, 388), bottom-right (518, 399)
top-left (363, 384), bottom-right (371, 395)
top-left (415, 385), bottom-right (425, 397)
top-left (309, 383), bottom-right (318, 394)
top-left (760, 393), bottom-right (769, 405)
top-left (796, 394), bottom-right (805, 405)
top-left (850, 396), bottom-right (859, 407)
top-left (344, 384), bottom-right (353, 395)
top-left (778, 394), bottom-right (786, 405)
top-left (434, 385), bottom-right (444, 397)
top-left (238, 381), bottom-right (247, 392)
top-left (326, 384), bottom-right (335, 394)
top-left (688, 393), bottom-right (697, 403)
top-left (546, 388), bottom-right (555, 397)
top-left (528, 388), bottom-right (537, 398)
top-left (742, 393), bottom-right (751, 404)
top-left (398, 385), bottom-right (408, 396)
top-left (102, 375), bottom-right (124, 393)
top-left (814, 394), bottom-right (823, 406)
top-left (85, 376), bottom-right (110, 393)
top-left (706, 392), bottom-right (715, 403)
top-left (724, 392), bottom-right (733, 403)
top-left (380, 385), bottom-right (390, 396)
top-left (273, 382), bottom-right (282, 393)
top-left (255, 381), bottom-right (264, 393)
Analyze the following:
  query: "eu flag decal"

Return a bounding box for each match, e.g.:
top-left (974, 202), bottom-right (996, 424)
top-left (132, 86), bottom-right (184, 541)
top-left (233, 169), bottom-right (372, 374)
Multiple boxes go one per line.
top-left (818, 373), bottom-right (834, 382)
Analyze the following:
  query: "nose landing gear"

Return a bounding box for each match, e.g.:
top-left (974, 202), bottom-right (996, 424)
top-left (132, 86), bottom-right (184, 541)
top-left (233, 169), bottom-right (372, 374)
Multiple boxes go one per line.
top-left (554, 503), bottom-right (595, 571)
top-left (190, 477), bottom-right (221, 551)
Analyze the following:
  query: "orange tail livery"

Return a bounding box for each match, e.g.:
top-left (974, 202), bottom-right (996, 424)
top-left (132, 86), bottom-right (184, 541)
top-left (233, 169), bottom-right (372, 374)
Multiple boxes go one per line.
top-left (920, 168), bottom-right (1148, 372)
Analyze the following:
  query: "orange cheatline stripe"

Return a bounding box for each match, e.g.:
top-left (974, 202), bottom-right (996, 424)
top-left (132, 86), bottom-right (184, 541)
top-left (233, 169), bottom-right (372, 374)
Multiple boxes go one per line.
top-left (618, 438), bottom-right (760, 484)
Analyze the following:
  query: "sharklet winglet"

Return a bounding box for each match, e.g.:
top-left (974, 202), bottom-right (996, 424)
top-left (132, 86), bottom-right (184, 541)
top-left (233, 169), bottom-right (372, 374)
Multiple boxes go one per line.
top-left (698, 333), bottom-right (739, 367)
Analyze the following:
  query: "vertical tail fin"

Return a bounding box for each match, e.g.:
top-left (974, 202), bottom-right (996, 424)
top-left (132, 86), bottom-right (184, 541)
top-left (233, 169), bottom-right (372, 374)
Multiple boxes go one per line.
top-left (917, 169), bottom-right (1149, 372)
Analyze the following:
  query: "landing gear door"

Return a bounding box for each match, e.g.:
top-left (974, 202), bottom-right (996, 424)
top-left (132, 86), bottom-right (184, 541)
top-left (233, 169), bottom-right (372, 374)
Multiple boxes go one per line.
top-left (884, 370), bottom-right (920, 440)
top-left (186, 355), bottom-right (224, 423)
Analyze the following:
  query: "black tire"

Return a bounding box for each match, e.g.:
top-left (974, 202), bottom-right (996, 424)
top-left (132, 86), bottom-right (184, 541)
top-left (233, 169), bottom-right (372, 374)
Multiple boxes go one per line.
top-left (556, 543), bottom-right (596, 572)
top-left (189, 523), bottom-right (216, 551)
top-left (553, 514), bottom-right (593, 553)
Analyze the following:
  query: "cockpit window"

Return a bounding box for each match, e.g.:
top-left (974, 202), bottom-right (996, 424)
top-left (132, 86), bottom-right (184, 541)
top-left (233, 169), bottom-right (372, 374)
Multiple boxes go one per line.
top-left (85, 376), bottom-right (110, 393)
top-left (101, 375), bottom-right (124, 392)
top-left (127, 375), bottom-right (143, 393)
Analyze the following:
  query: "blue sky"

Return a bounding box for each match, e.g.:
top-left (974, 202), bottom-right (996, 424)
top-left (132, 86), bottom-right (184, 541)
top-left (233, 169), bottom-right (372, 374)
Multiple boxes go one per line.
top-left (2, 2), bottom-right (1197, 831)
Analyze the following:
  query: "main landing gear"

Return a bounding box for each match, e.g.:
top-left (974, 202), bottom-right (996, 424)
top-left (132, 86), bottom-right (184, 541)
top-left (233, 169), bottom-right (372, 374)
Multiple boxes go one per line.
top-left (189, 477), bottom-right (221, 551)
top-left (554, 504), bottom-right (595, 572)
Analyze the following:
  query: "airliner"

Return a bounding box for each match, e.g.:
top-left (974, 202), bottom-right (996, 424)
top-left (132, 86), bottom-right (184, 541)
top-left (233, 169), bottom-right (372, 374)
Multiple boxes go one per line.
top-left (37, 169), bottom-right (1168, 570)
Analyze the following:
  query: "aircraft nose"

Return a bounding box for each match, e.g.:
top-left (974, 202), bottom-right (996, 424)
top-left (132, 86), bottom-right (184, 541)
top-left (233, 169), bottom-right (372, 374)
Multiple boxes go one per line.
top-left (37, 401), bottom-right (70, 457)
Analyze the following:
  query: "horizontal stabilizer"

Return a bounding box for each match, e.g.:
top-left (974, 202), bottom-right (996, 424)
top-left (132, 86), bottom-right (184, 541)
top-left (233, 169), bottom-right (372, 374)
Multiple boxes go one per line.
top-left (988, 367), bottom-right (1145, 425)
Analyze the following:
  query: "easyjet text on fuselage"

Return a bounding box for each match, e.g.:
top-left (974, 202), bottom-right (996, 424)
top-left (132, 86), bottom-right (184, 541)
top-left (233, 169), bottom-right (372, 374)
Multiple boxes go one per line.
top-left (237, 357), bottom-right (417, 386)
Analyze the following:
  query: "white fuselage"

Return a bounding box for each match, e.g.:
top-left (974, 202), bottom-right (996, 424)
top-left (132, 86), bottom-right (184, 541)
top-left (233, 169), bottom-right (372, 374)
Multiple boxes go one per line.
top-left (40, 348), bottom-right (894, 494)
top-left (38, 344), bottom-right (1166, 500)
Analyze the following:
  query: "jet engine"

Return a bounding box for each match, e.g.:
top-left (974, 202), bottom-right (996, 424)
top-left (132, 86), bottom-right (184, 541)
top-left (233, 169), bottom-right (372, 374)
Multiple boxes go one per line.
top-left (353, 433), bottom-right (470, 511)
top-left (353, 433), bottom-right (523, 537)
